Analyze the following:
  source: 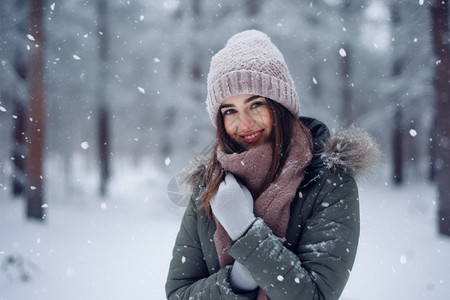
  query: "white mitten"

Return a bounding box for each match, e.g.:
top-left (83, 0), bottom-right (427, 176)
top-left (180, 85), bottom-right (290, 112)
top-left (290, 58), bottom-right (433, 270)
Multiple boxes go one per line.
top-left (211, 173), bottom-right (256, 241)
top-left (229, 261), bottom-right (258, 292)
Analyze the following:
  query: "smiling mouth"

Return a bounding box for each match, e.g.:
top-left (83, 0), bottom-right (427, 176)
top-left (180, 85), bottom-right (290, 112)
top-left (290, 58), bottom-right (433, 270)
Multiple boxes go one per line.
top-left (240, 130), bottom-right (263, 143)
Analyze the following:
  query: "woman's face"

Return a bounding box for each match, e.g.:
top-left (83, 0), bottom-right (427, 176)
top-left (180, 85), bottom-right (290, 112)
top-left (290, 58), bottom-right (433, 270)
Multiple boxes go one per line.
top-left (219, 94), bottom-right (273, 149)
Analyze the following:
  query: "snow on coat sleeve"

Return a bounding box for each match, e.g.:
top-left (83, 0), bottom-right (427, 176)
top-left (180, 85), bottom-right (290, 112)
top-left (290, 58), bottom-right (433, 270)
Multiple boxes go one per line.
top-left (228, 172), bottom-right (360, 300)
top-left (165, 194), bottom-right (258, 300)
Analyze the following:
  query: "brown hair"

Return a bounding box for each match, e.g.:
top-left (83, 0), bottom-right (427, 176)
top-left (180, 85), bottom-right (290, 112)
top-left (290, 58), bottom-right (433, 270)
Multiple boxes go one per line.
top-left (200, 98), bottom-right (312, 216)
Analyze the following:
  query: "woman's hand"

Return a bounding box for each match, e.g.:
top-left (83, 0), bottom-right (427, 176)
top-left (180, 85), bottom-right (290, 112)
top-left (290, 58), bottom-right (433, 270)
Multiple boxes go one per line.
top-left (211, 173), bottom-right (256, 241)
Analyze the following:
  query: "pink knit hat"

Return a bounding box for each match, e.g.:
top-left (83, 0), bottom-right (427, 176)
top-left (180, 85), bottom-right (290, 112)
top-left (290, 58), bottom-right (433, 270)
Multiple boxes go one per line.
top-left (206, 29), bottom-right (299, 126)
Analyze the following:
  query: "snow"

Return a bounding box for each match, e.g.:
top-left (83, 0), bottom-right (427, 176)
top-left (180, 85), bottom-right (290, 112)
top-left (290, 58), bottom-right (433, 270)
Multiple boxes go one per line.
top-left (138, 87), bottom-right (146, 94)
top-left (0, 161), bottom-right (184, 300)
top-left (1, 164), bottom-right (450, 300)
top-left (80, 142), bottom-right (89, 150)
top-left (341, 180), bottom-right (450, 300)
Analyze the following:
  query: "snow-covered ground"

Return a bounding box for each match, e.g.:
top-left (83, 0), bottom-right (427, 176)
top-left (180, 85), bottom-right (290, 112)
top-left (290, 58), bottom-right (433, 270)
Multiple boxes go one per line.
top-left (1, 161), bottom-right (449, 300)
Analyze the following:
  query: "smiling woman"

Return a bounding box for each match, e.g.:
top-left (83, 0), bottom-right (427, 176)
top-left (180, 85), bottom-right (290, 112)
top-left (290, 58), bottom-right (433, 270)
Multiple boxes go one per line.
top-left (165, 29), bottom-right (380, 300)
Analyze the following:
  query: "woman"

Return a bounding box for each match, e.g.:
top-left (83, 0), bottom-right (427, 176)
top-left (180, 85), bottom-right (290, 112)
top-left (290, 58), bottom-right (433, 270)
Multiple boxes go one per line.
top-left (166, 30), bottom-right (379, 300)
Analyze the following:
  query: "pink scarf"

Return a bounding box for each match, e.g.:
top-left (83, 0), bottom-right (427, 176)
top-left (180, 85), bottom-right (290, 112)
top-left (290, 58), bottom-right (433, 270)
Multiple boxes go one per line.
top-left (214, 125), bottom-right (312, 299)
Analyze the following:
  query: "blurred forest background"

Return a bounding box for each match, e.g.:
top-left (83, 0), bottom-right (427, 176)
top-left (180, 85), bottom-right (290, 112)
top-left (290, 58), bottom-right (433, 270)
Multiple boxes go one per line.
top-left (0, 0), bottom-right (449, 235)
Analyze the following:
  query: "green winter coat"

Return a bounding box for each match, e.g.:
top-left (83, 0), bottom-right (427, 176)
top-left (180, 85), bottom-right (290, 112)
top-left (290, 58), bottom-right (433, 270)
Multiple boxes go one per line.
top-left (166, 117), bottom-right (379, 300)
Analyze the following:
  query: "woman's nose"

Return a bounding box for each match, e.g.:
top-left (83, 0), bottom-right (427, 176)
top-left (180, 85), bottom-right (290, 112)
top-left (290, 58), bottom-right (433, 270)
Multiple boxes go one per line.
top-left (237, 111), bottom-right (255, 130)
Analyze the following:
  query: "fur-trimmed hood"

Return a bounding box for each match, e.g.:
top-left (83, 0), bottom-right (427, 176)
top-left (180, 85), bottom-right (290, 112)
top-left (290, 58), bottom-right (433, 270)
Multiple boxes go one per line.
top-left (176, 117), bottom-right (380, 198)
top-left (301, 117), bottom-right (381, 184)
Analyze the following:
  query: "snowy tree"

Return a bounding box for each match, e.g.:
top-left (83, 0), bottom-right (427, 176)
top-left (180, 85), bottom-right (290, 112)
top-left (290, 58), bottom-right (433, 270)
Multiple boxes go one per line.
top-left (96, 0), bottom-right (111, 196)
top-left (0, 1), bottom-right (30, 197)
top-left (375, 0), bottom-right (434, 184)
top-left (26, 0), bottom-right (46, 220)
top-left (338, 0), bottom-right (367, 128)
top-left (429, 0), bottom-right (450, 236)
top-left (390, 2), bottom-right (404, 184)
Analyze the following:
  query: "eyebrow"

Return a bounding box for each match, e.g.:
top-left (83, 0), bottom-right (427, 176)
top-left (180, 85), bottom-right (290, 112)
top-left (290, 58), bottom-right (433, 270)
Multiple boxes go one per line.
top-left (219, 95), bottom-right (263, 109)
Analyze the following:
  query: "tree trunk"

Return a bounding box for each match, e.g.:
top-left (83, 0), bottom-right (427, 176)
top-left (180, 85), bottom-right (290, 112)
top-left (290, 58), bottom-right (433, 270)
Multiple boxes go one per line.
top-left (97, 0), bottom-right (111, 196)
top-left (190, 0), bottom-right (202, 83)
top-left (98, 105), bottom-right (110, 196)
top-left (10, 0), bottom-right (29, 198)
top-left (339, 0), bottom-right (354, 128)
top-left (339, 45), bottom-right (352, 128)
top-left (26, 0), bottom-right (46, 220)
top-left (390, 3), bottom-right (404, 185)
top-left (12, 101), bottom-right (27, 197)
top-left (392, 108), bottom-right (403, 184)
top-left (429, 126), bottom-right (436, 181)
top-left (430, 1), bottom-right (450, 236)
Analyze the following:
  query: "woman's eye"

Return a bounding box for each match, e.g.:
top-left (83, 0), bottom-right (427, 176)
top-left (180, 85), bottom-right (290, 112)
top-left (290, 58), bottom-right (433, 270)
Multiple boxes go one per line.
top-left (251, 101), bottom-right (264, 109)
top-left (223, 109), bottom-right (236, 116)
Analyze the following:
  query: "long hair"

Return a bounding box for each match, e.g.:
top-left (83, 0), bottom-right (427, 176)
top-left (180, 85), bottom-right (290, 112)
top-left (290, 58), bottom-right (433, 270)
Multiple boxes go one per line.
top-left (200, 98), bottom-right (312, 216)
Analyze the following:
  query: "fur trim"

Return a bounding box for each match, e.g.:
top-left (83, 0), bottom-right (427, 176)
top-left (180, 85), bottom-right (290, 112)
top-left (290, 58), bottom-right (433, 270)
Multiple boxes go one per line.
top-left (182, 154), bottom-right (210, 195)
top-left (321, 125), bottom-right (381, 179)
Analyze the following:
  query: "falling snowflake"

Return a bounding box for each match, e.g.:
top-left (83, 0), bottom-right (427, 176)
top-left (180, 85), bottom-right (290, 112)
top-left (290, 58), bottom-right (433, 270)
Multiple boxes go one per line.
top-left (400, 255), bottom-right (407, 264)
top-left (409, 129), bottom-right (417, 137)
top-left (81, 142), bottom-right (89, 150)
top-left (138, 87), bottom-right (145, 94)
top-left (27, 34), bottom-right (35, 41)
top-left (339, 48), bottom-right (347, 57)
top-left (73, 54), bottom-right (81, 60)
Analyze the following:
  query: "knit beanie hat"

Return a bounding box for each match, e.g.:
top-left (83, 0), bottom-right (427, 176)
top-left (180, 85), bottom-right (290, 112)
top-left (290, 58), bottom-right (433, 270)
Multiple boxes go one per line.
top-left (206, 29), bottom-right (299, 127)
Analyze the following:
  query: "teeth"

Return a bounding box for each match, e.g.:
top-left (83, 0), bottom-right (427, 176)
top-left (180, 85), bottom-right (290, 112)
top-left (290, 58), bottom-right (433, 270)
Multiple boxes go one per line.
top-left (243, 131), bottom-right (261, 140)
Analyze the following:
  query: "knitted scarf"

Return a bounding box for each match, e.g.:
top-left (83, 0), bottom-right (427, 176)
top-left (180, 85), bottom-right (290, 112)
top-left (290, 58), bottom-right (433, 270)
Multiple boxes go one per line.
top-left (214, 125), bottom-right (312, 299)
